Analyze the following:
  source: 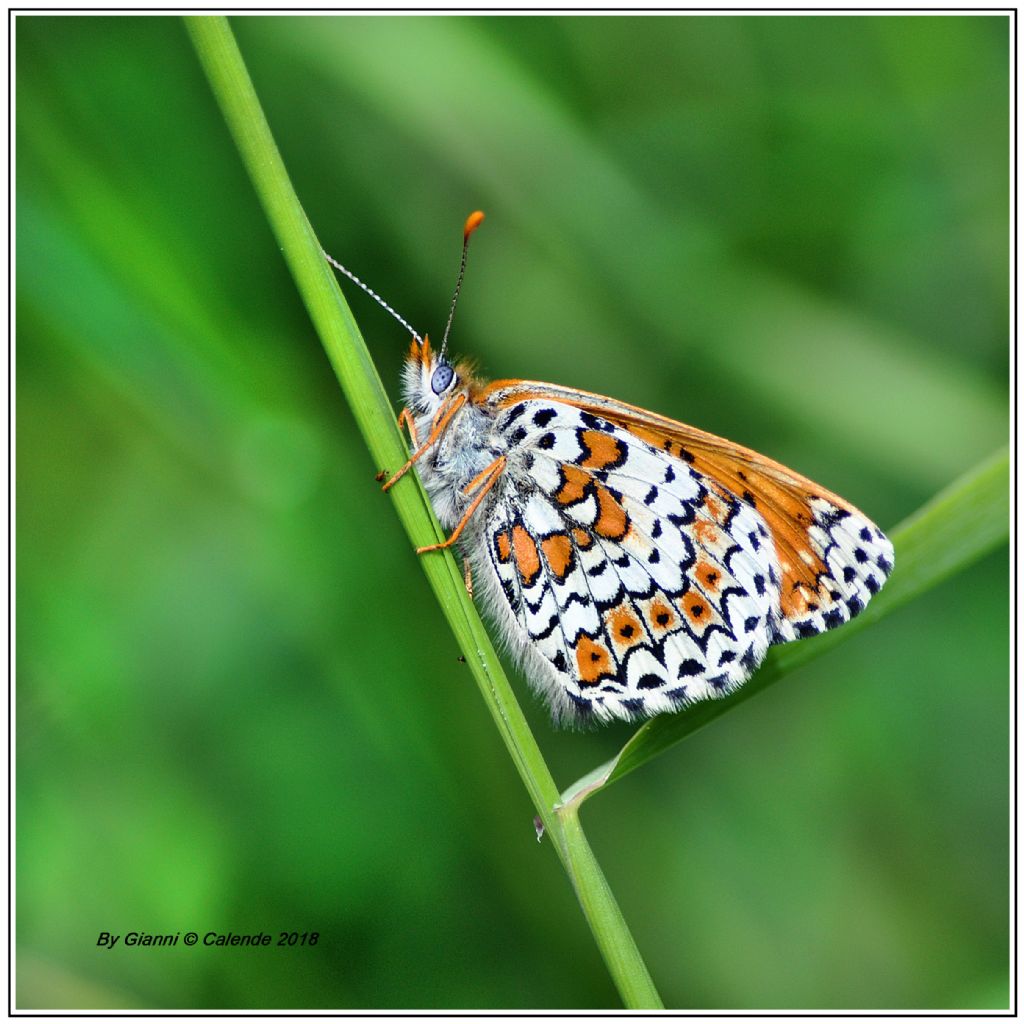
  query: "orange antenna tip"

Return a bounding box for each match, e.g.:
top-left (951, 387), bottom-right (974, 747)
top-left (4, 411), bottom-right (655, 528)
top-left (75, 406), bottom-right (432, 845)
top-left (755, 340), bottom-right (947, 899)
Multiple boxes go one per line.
top-left (463, 210), bottom-right (485, 240)
top-left (441, 214), bottom-right (484, 358)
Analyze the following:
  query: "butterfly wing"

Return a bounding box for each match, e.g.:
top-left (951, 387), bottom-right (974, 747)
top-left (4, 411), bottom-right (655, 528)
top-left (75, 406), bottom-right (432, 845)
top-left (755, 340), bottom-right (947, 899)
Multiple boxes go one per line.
top-left (471, 382), bottom-right (893, 724)
top-left (473, 399), bottom-right (780, 724)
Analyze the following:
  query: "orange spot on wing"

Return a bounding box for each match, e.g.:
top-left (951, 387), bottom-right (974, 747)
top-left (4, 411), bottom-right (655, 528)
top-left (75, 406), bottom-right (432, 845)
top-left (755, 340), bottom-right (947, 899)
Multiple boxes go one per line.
top-left (593, 485), bottom-right (629, 540)
top-left (541, 534), bottom-right (574, 580)
top-left (607, 606), bottom-right (643, 648)
top-left (511, 525), bottom-right (541, 586)
top-left (555, 464), bottom-right (592, 505)
top-left (693, 519), bottom-right (718, 546)
top-left (574, 636), bottom-right (613, 686)
top-left (627, 424), bottom-right (660, 448)
top-left (781, 578), bottom-right (825, 618)
top-left (628, 424), bottom-right (694, 463)
top-left (703, 494), bottom-right (725, 522)
top-left (495, 530), bottom-right (512, 562)
top-left (572, 528), bottom-right (593, 549)
top-left (648, 600), bottom-right (676, 632)
top-left (694, 561), bottom-right (721, 592)
top-left (579, 430), bottom-right (625, 470)
top-left (681, 592), bottom-right (710, 626)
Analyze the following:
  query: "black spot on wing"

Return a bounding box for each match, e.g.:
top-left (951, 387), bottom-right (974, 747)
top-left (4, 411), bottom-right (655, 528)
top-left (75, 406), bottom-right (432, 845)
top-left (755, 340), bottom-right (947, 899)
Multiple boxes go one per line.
top-left (501, 404), bottom-right (527, 426)
top-left (822, 608), bottom-right (845, 629)
top-left (531, 615), bottom-right (561, 641)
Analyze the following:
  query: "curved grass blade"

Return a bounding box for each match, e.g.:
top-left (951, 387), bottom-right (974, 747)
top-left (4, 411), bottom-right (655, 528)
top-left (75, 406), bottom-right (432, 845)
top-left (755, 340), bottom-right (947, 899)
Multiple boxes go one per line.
top-left (185, 16), bottom-right (662, 1009)
top-left (560, 446), bottom-right (1009, 810)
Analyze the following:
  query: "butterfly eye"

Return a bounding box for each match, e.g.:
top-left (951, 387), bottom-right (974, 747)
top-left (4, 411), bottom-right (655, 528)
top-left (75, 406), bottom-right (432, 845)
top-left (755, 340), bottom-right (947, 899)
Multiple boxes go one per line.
top-left (431, 363), bottom-right (455, 395)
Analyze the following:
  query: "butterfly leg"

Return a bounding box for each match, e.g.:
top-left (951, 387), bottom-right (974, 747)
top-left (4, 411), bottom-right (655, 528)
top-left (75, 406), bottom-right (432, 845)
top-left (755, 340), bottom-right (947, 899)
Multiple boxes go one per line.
top-left (462, 558), bottom-right (474, 597)
top-left (396, 406), bottom-right (420, 448)
top-left (416, 455), bottom-right (507, 554)
top-left (382, 393), bottom-right (467, 492)
top-left (377, 408), bottom-right (419, 481)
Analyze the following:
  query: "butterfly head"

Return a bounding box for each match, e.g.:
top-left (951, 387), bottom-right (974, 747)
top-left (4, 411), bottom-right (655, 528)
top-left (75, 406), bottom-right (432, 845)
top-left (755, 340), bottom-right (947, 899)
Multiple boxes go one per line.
top-left (403, 334), bottom-right (476, 414)
top-left (403, 213), bottom-right (486, 414)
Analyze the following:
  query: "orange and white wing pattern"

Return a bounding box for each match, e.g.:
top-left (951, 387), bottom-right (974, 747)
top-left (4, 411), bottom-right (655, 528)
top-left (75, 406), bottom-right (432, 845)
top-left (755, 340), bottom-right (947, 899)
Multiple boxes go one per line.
top-left (471, 381), bottom-right (893, 724)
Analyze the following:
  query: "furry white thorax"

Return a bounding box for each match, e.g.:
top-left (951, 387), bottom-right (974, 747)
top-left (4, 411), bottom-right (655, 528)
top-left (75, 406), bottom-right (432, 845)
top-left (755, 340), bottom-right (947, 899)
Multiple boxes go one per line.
top-left (400, 347), bottom-right (579, 720)
top-left (401, 351), bottom-right (503, 531)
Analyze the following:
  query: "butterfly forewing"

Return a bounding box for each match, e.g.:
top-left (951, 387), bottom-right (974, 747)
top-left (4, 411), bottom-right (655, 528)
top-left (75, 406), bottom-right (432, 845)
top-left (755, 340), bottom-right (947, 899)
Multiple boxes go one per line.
top-left (612, 416), bottom-right (894, 640)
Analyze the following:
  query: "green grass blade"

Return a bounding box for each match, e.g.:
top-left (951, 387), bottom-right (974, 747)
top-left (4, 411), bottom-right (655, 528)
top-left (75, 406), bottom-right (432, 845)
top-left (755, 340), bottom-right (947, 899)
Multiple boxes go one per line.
top-left (184, 10), bottom-right (556, 831)
top-left (560, 446), bottom-right (1009, 809)
top-left (186, 16), bottom-right (662, 1009)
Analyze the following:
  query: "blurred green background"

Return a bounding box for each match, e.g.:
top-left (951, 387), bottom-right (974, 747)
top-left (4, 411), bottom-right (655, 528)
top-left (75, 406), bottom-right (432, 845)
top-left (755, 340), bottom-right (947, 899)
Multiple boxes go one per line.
top-left (16, 13), bottom-right (1009, 1010)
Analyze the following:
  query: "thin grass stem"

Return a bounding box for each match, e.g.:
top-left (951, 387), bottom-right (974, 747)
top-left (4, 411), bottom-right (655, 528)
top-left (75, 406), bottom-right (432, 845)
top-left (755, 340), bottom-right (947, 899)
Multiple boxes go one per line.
top-left (186, 15), bottom-right (662, 1009)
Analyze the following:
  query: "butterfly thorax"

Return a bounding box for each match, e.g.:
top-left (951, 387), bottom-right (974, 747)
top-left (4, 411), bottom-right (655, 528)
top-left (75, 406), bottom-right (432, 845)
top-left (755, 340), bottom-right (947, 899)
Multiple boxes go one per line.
top-left (401, 340), bottom-right (509, 531)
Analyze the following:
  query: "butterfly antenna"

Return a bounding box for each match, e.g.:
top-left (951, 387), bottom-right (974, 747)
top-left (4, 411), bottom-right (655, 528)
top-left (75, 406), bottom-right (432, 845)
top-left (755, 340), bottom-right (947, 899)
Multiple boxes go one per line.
top-left (440, 211), bottom-right (485, 360)
top-left (322, 248), bottom-right (423, 343)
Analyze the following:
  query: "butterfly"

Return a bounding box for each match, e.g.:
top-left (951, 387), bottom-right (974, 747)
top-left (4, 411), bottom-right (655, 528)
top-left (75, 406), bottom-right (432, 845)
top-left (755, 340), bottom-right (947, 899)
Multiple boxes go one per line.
top-left (326, 212), bottom-right (894, 726)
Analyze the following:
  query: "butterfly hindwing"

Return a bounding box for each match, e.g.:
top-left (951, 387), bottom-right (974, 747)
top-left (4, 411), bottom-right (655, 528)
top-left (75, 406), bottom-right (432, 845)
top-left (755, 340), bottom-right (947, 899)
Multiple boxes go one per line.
top-left (463, 383), bottom-right (894, 723)
top-left (479, 399), bottom-right (782, 723)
